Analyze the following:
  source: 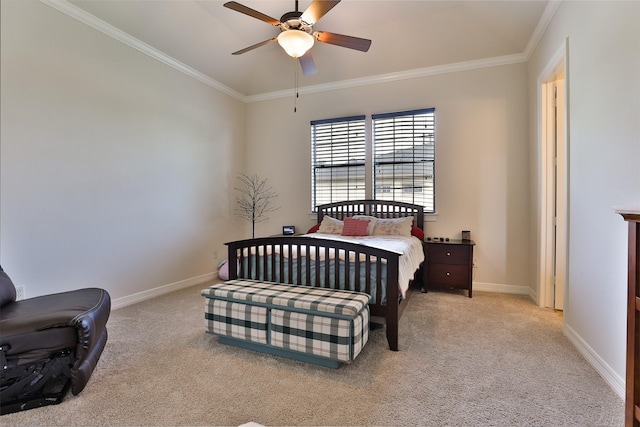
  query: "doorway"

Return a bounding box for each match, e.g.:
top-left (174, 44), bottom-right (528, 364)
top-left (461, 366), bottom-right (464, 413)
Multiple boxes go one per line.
top-left (539, 43), bottom-right (568, 311)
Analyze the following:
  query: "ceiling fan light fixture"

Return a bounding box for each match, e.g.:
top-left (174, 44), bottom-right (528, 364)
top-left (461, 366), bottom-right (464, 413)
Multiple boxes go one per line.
top-left (277, 30), bottom-right (314, 58)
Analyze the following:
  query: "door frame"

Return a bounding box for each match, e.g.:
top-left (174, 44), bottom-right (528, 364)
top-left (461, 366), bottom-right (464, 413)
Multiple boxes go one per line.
top-left (538, 40), bottom-right (569, 311)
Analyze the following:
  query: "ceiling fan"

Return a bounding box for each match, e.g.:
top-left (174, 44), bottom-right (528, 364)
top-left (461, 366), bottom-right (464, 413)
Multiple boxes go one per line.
top-left (223, 0), bottom-right (372, 76)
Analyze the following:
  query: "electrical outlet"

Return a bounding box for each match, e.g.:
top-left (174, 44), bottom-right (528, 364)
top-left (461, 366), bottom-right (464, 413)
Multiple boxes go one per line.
top-left (473, 258), bottom-right (479, 268)
top-left (213, 250), bottom-right (218, 260)
top-left (15, 286), bottom-right (25, 301)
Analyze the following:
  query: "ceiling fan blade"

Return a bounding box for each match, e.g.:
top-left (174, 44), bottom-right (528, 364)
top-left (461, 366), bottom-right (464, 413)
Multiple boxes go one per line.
top-left (223, 1), bottom-right (280, 26)
top-left (232, 38), bottom-right (278, 55)
top-left (300, 0), bottom-right (340, 25)
top-left (299, 52), bottom-right (317, 76)
top-left (314, 31), bottom-right (372, 52)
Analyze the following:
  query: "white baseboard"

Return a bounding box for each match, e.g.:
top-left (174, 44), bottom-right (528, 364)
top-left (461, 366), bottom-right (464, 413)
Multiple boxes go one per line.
top-left (111, 271), bottom-right (217, 310)
top-left (111, 278), bottom-right (527, 309)
top-left (564, 323), bottom-right (625, 399)
top-left (473, 281), bottom-right (530, 295)
top-left (112, 278), bottom-right (530, 308)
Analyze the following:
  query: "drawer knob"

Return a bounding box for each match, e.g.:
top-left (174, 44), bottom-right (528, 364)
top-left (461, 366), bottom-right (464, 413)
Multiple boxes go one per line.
top-left (446, 252), bottom-right (451, 256)
top-left (446, 272), bottom-right (450, 276)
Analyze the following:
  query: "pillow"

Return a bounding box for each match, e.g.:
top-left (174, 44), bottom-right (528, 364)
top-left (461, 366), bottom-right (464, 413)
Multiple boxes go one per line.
top-left (217, 259), bottom-right (239, 281)
top-left (341, 217), bottom-right (371, 236)
top-left (372, 216), bottom-right (414, 236)
top-left (353, 215), bottom-right (378, 235)
top-left (318, 215), bottom-right (344, 234)
top-left (217, 260), bottom-right (230, 281)
top-left (411, 226), bottom-right (425, 241)
top-left (306, 223), bottom-right (321, 234)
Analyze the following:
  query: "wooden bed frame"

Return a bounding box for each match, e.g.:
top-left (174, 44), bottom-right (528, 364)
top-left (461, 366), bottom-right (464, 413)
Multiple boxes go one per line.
top-left (226, 200), bottom-right (425, 351)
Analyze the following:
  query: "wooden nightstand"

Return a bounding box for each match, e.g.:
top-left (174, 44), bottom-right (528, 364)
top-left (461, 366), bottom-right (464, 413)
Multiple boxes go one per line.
top-left (425, 239), bottom-right (475, 297)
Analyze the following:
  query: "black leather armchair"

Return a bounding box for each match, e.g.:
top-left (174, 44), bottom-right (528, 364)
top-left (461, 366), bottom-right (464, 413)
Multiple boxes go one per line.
top-left (0, 266), bottom-right (111, 414)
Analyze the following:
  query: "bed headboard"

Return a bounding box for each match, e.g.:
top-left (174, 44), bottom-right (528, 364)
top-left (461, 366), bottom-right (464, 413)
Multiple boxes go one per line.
top-left (316, 200), bottom-right (425, 230)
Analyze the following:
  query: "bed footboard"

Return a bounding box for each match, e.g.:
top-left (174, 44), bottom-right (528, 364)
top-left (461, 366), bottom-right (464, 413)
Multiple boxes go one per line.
top-left (226, 236), bottom-right (403, 350)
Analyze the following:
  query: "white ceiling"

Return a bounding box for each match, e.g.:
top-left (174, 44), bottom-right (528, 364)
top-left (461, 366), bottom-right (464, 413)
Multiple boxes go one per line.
top-left (65, 0), bottom-right (551, 98)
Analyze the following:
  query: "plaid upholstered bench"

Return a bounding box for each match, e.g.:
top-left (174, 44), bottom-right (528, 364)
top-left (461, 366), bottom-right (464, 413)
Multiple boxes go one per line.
top-left (201, 279), bottom-right (370, 368)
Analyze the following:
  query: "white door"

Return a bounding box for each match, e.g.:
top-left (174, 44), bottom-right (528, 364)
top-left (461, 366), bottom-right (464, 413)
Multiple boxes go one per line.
top-left (540, 63), bottom-right (567, 311)
top-left (553, 78), bottom-right (566, 311)
top-left (539, 42), bottom-right (568, 312)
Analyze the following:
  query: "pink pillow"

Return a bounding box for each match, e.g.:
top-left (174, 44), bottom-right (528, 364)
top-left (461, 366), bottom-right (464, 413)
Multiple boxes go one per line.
top-left (218, 260), bottom-right (229, 280)
top-left (341, 217), bottom-right (370, 236)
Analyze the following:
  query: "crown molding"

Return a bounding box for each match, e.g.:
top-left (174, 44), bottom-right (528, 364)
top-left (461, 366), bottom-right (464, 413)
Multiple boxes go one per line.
top-left (40, 0), bottom-right (248, 102)
top-left (246, 53), bottom-right (528, 103)
top-left (41, 0), bottom-right (560, 104)
top-left (523, 0), bottom-right (562, 60)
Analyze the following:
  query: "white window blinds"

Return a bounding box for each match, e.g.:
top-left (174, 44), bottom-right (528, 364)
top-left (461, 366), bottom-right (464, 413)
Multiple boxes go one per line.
top-left (311, 116), bottom-right (366, 209)
top-left (373, 108), bottom-right (435, 213)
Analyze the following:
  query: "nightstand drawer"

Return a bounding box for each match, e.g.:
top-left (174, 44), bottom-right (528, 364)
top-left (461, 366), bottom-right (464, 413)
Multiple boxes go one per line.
top-left (428, 264), bottom-right (470, 287)
top-left (428, 245), bottom-right (470, 265)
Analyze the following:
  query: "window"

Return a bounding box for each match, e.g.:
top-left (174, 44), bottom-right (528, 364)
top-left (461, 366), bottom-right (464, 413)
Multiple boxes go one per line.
top-left (373, 109), bottom-right (435, 213)
top-left (311, 109), bottom-right (435, 213)
top-left (311, 116), bottom-right (366, 209)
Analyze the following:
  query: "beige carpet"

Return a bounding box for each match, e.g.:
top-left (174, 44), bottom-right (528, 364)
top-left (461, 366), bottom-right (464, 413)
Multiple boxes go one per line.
top-left (2, 282), bottom-right (624, 426)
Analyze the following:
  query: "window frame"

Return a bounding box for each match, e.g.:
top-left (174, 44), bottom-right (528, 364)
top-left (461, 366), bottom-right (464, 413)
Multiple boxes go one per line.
top-left (310, 108), bottom-right (436, 213)
top-left (372, 108), bottom-right (436, 213)
top-left (310, 115), bottom-right (367, 211)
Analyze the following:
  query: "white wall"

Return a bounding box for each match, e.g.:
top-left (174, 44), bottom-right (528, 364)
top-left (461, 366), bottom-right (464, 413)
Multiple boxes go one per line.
top-left (0, 0), bottom-right (246, 304)
top-left (528, 0), bottom-right (640, 395)
top-left (245, 64), bottom-right (531, 292)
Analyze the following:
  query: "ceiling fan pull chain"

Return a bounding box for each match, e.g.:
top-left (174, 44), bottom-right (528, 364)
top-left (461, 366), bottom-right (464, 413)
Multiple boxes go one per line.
top-left (294, 57), bottom-right (299, 113)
